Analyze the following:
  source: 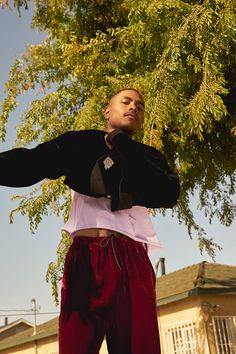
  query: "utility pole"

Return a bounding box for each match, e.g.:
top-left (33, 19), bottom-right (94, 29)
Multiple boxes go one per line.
top-left (31, 298), bottom-right (39, 354)
top-left (31, 298), bottom-right (38, 336)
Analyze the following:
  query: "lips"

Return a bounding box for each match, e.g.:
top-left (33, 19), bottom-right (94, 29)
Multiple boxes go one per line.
top-left (124, 112), bottom-right (137, 120)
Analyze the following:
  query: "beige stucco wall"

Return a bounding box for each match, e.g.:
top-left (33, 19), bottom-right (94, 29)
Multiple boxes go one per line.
top-left (100, 340), bottom-right (108, 353)
top-left (0, 341), bottom-right (33, 354)
top-left (0, 336), bottom-right (109, 354)
top-left (0, 335), bottom-right (58, 354)
top-left (158, 296), bottom-right (203, 353)
top-left (35, 335), bottom-right (59, 353)
top-left (199, 293), bottom-right (236, 354)
top-left (158, 293), bottom-right (236, 354)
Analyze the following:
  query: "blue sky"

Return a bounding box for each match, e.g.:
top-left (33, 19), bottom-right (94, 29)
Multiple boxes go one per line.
top-left (0, 4), bottom-right (235, 326)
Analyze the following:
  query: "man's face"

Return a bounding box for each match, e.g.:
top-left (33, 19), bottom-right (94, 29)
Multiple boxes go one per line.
top-left (105, 90), bottom-right (145, 136)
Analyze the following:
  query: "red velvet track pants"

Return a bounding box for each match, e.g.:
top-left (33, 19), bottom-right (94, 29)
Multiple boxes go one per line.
top-left (59, 235), bottom-right (160, 354)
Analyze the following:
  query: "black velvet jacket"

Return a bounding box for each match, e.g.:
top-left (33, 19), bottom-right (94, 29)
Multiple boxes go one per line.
top-left (0, 129), bottom-right (180, 211)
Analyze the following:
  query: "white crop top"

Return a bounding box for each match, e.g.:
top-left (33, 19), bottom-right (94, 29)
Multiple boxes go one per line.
top-left (62, 190), bottom-right (161, 252)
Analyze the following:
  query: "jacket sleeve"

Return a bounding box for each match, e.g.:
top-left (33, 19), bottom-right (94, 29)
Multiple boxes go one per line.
top-left (106, 129), bottom-right (180, 208)
top-left (0, 132), bottom-right (72, 187)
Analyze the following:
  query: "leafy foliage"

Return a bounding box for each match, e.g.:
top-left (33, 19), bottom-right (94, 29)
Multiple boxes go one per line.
top-left (0, 0), bottom-right (29, 14)
top-left (1, 0), bottom-right (236, 303)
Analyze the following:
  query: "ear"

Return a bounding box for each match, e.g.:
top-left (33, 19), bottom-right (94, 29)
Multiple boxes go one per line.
top-left (104, 105), bottom-right (110, 120)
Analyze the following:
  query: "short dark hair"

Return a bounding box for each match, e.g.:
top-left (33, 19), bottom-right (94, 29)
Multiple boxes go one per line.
top-left (108, 88), bottom-right (144, 105)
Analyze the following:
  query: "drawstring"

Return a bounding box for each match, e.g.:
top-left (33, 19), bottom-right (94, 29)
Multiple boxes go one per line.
top-left (99, 235), bottom-right (122, 270)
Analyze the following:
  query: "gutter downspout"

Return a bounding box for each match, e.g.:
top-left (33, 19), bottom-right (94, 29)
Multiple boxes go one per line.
top-left (201, 301), bottom-right (220, 354)
top-left (34, 340), bottom-right (38, 354)
top-left (203, 317), bottom-right (211, 354)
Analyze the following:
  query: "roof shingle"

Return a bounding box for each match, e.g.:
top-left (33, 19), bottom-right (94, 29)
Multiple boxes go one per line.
top-left (0, 317), bottom-right (58, 351)
top-left (156, 262), bottom-right (236, 305)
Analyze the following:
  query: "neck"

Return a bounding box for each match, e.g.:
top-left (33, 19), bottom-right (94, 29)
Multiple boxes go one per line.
top-left (106, 127), bottom-right (134, 138)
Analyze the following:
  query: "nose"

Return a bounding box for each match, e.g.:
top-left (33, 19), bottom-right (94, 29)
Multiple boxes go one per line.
top-left (129, 101), bottom-right (138, 112)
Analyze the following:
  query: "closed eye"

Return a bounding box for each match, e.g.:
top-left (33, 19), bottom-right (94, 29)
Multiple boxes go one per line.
top-left (137, 106), bottom-right (144, 112)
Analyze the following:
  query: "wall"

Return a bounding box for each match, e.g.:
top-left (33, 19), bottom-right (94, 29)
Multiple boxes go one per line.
top-left (158, 296), bottom-right (203, 353)
top-left (0, 335), bottom-right (58, 354)
top-left (199, 294), bottom-right (236, 354)
top-left (157, 293), bottom-right (236, 354)
top-left (0, 336), bottom-right (109, 354)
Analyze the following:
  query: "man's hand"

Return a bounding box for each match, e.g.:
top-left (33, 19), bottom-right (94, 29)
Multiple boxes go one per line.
top-left (105, 129), bottom-right (127, 150)
top-left (104, 134), bottom-right (113, 150)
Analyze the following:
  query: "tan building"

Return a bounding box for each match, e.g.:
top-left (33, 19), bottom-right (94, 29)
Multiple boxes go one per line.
top-left (0, 317), bottom-right (58, 354)
top-left (0, 317), bottom-right (108, 354)
top-left (0, 319), bottom-right (33, 342)
top-left (1, 261), bottom-right (236, 353)
top-left (157, 261), bottom-right (236, 353)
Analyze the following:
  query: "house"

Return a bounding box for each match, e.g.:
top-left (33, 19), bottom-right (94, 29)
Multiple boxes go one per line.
top-left (156, 261), bottom-right (236, 353)
top-left (0, 317), bottom-right (58, 354)
top-left (0, 316), bottom-right (108, 354)
top-left (0, 318), bottom-right (33, 341)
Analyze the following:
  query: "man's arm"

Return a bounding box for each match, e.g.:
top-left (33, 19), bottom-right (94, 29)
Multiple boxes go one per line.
top-left (0, 132), bottom-right (71, 187)
top-left (106, 129), bottom-right (180, 208)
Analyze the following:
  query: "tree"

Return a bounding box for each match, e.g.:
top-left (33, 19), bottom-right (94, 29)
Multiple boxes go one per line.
top-left (1, 0), bottom-right (236, 303)
top-left (1, 0), bottom-right (29, 14)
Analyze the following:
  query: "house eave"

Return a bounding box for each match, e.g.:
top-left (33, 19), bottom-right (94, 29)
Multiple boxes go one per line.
top-left (0, 329), bottom-right (58, 351)
top-left (157, 287), bottom-right (236, 307)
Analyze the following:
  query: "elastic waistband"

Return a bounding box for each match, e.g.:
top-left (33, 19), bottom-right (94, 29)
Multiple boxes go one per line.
top-left (72, 233), bottom-right (130, 245)
top-left (70, 235), bottom-right (147, 271)
top-left (73, 229), bottom-right (126, 238)
top-left (72, 233), bottom-right (131, 270)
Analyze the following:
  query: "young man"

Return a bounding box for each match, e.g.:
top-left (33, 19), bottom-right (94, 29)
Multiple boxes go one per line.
top-left (0, 88), bottom-right (180, 354)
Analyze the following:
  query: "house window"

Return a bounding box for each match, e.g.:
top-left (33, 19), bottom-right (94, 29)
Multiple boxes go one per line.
top-left (164, 320), bottom-right (199, 354)
top-left (213, 316), bottom-right (236, 354)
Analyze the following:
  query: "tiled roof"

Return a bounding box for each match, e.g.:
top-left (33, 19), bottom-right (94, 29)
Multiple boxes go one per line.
top-left (0, 317), bottom-right (58, 351)
top-left (156, 261), bottom-right (236, 306)
top-left (0, 318), bottom-right (33, 333)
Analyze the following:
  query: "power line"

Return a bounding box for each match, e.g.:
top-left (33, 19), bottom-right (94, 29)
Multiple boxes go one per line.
top-left (0, 312), bottom-right (59, 317)
top-left (0, 298), bottom-right (59, 329)
top-left (0, 309), bottom-right (32, 312)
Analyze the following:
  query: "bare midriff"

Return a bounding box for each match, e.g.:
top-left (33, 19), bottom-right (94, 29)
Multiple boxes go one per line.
top-left (73, 228), bottom-right (123, 238)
